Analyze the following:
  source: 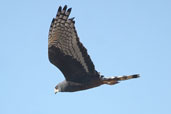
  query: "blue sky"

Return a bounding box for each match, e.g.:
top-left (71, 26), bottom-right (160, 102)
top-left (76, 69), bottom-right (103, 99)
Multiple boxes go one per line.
top-left (1, 0), bottom-right (171, 114)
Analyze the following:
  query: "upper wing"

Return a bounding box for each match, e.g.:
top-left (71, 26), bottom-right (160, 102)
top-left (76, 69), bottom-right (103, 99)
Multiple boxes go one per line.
top-left (48, 5), bottom-right (99, 83)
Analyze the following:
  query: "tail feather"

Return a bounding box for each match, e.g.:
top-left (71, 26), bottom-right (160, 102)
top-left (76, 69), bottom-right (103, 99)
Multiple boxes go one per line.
top-left (102, 74), bottom-right (140, 85)
top-left (115, 74), bottom-right (140, 81)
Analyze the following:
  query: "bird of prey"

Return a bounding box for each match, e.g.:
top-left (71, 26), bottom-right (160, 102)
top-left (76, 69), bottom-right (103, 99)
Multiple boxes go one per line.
top-left (48, 5), bottom-right (140, 93)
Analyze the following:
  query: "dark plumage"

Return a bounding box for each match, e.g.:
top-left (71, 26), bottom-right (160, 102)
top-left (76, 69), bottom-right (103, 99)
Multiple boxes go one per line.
top-left (48, 5), bottom-right (140, 93)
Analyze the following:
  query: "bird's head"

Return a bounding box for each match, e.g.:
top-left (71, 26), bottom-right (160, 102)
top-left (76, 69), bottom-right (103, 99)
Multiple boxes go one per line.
top-left (54, 85), bottom-right (61, 94)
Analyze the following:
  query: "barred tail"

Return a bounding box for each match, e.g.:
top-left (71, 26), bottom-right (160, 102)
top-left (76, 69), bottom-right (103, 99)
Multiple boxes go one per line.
top-left (102, 74), bottom-right (140, 85)
top-left (115, 74), bottom-right (140, 81)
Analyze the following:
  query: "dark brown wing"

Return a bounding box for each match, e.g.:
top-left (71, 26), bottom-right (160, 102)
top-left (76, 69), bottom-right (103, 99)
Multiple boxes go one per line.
top-left (48, 5), bottom-right (99, 83)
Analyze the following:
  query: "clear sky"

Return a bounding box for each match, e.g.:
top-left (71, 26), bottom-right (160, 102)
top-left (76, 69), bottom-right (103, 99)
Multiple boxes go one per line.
top-left (1, 0), bottom-right (171, 114)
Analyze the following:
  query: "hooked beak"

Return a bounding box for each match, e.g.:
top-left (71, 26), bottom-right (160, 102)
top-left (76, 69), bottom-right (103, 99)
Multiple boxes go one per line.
top-left (54, 88), bottom-right (59, 94)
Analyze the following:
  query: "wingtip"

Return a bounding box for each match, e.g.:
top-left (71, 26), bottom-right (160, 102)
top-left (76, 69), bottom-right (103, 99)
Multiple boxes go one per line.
top-left (67, 8), bottom-right (72, 13)
top-left (69, 17), bottom-right (75, 20)
top-left (58, 6), bottom-right (62, 12)
top-left (63, 5), bottom-right (67, 11)
top-left (56, 6), bottom-right (62, 17)
top-left (132, 74), bottom-right (140, 78)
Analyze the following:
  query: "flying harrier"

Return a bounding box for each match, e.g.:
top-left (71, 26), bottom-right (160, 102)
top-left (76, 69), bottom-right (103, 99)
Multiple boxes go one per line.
top-left (48, 5), bottom-right (139, 93)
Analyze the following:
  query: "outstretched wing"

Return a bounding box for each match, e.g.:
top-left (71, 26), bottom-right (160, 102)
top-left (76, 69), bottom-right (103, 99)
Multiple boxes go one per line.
top-left (48, 5), bottom-right (99, 83)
